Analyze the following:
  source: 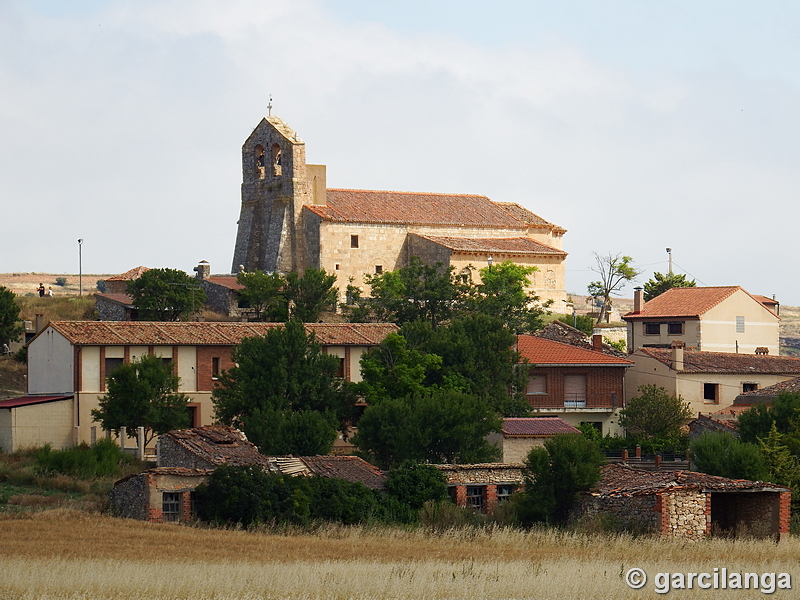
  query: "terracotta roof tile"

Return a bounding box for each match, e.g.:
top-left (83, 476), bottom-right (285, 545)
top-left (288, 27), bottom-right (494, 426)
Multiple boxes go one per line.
top-left (45, 321), bottom-right (397, 347)
top-left (412, 234), bottom-right (566, 256)
top-left (94, 293), bottom-right (134, 307)
top-left (500, 417), bottom-right (580, 436)
top-left (624, 286), bottom-right (779, 320)
top-left (307, 189), bottom-right (534, 228)
top-left (205, 276), bottom-right (244, 291)
top-left (594, 464), bottom-right (789, 496)
top-left (517, 335), bottom-right (633, 366)
top-left (735, 376), bottom-right (800, 400)
top-left (638, 348), bottom-right (800, 375)
top-left (298, 456), bottom-right (386, 490)
top-left (494, 202), bottom-right (557, 228)
top-left (161, 426), bottom-right (271, 468)
top-left (0, 395), bottom-right (72, 409)
top-left (105, 266), bottom-right (150, 282)
top-left (533, 321), bottom-right (627, 357)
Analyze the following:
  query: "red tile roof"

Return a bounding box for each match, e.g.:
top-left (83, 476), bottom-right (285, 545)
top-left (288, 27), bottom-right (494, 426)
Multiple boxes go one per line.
top-left (637, 348), bottom-right (800, 374)
top-left (94, 293), bottom-right (134, 307)
top-left (412, 235), bottom-right (566, 256)
top-left (161, 426), bottom-right (271, 468)
top-left (306, 189), bottom-right (539, 228)
top-left (500, 417), bottom-right (580, 436)
top-left (494, 202), bottom-right (561, 230)
top-left (44, 321), bottom-right (398, 347)
top-left (205, 276), bottom-right (244, 291)
top-left (594, 464), bottom-right (789, 496)
top-left (624, 286), bottom-right (778, 320)
top-left (736, 376), bottom-right (800, 400)
top-left (517, 335), bottom-right (633, 366)
top-left (105, 266), bottom-right (150, 281)
top-left (299, 455), bottom-right (386, 490)
top-left (0, 395), bottom-right (72, 409)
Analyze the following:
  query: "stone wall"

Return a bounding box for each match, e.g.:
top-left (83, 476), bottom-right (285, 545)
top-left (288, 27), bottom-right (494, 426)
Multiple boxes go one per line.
top-left (433, 464), bottom-right (524, 486)
top-left (110, 473), bottom-right (149, 520)
top-left (95, 297), bottom-right (131, 321)
top-left (157, 437), bottom-right (214, 469)
top-left (579, 494), bottom-right (658, 533)
top-left (661, 490), bottom-right (709, 539)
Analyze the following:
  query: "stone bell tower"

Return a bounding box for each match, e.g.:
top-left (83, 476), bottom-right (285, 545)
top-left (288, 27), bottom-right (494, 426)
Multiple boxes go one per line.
top-left (231, 115), bottom-right (321, 274)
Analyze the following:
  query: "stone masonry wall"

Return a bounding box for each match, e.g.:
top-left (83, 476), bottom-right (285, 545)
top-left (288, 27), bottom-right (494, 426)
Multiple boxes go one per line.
top-left (579, 494), bottom-right (658, 533)
top-left (110, 473), bottom-right (149, 520)
top-left (663, 490), bottom-right (709, 539)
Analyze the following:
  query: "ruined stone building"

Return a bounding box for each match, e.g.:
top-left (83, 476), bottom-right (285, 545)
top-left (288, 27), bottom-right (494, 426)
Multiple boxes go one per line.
top-left (232, 115), bottom-right (568, 305)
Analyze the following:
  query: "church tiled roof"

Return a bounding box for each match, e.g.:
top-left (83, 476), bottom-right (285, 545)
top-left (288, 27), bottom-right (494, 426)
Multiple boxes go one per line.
top-left (306, 189), bottom-right (540, 228)
top-left (412, 235), bottom-right (566, 256)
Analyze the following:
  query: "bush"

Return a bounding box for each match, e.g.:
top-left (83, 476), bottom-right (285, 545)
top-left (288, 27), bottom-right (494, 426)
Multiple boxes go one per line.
top-left (418, 499), bottom-right (482, 531)
top-left (34, 439), bottom-right (135, 479)
top-left (690, 432), bottom-right (768, 481)
top-left (556, 314), bottom-right (595, 336)
top-left (384, 461), bottom-right (447, 510)
top-left (96, 279), bottom-right (107, 293)
top-left (55, 277), bottom-right (67, 287)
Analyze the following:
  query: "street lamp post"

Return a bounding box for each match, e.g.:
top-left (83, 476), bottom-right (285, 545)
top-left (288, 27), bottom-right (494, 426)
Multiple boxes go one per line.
top-left (487, 255), bottom-right (493, 271)
top-left (78, 239), bottom-right (83, 296)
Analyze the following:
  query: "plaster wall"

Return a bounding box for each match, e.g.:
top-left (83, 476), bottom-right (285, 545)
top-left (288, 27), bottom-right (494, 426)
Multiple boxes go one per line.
top-left (28, 329), bottom-right (74, 394)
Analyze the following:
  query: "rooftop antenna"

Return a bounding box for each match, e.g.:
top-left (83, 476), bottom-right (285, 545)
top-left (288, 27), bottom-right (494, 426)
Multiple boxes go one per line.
top-left (267, 95), bottom-right (273, 117)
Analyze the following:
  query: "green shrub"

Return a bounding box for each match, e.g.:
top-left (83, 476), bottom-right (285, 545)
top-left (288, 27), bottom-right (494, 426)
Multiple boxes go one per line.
top-left (384, 461), bottom-right (447, 510)
top-left (34, 439), bottom-right (134, 479)
top-left (96, 279), bottom-right (107, 293)
top-left (55, 277), bottom-right (67, 287)
top-left (418, 499), bottom-right (482, 531)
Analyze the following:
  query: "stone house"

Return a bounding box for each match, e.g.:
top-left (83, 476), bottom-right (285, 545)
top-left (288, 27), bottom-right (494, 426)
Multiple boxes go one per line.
top-left (231, 114), bottom-right (568, 306)
top-left (25, 321), bottom-right (397, 447)
top-left (623, 286), bottom-right (780, 355)
top-left (157, 426), bottom-right (271, 469)
top-left (487, 417), bottom-right (580, 464)
top-left (580, 464), bottom-right (791, 539)
top-left (94, 266), bottom-right (150, 321)
top-left (433, 463), bottom-right (524, 514)
top-left (192, 261), bottom-right (252, 319)
top-left (516, 334), bottom-right (633, 436)
top-left (625, 344), bottom-right (800, 416)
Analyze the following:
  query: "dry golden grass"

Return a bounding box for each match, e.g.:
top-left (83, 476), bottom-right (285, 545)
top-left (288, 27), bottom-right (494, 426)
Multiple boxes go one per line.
top-left (0, 510), bottom-right (797, 599)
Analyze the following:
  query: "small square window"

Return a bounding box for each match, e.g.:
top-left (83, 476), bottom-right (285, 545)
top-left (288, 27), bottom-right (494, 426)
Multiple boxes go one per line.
top-left (743, 383), bottom-right (758, 393)
top-left (375, 265), bottom-right (383, 274)
top-left (496, 485), bottom-right (515, 503)
top-left (350, 235), bottom-right (359, 248)
top-left (162, 492), bottom-right (181, 522)
top-left (667, 322), bottom-right (683, 335)
top-left (644, 323), bottom-right (660, 335)
top-left (527, 374), bottom-right (546, 394)
top-left (105, 357), bottom-right (123, 378)
top-left (335, 263), bottom-right (340, 270)
top-left (703, 383), bottom-right (719, 403)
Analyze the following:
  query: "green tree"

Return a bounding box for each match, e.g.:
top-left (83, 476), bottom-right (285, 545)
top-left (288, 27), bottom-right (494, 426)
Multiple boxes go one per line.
top-left (0, 286), bottom-right (23, 347)
top-left (467, 261), bottom-right (546, 333)
top-left (353, 389), bottom-right (501, 469)
top-left (384, 461), bottom-right (448, 510)
top-left (689, 432), bottom-right (769, 481)
top-left (236, 269), bottom-right (288, 321)
top-left (358, 257), bottom-right (461, 328)
top-left (759, 424), bottom-right (800, 511)
top-left (515, 434), bottom-right (604, 525)
top-left (212, 320), bottom-right (351, 455)
top-left (91, 354), bottom-right (190, 446)
top-left (284, 268), bottom-right (338, 322)
top-left (643, 272), bottom-right (696, 302)
top-left (556, 313), bottom-right (595, 336)
top-left (127, 268), bottom-right (206, 321)
top-left (618, 385), bottom-right (692, 444)
top-left (738, 392), bottom-right (800, 453)
top-left (587, 252), bottom-right (641, 323)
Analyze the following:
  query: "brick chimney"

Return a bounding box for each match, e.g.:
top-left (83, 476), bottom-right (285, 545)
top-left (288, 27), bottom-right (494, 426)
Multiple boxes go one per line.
top-left (671, 340), bottom-right (685, 371)
top-left (633, 287), bottom-right (644, 313)
top-left (592, 334), bottom-right (603, 352)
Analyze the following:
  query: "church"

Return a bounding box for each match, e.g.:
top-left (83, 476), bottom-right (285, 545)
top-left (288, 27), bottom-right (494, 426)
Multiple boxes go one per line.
top-left (232, 115), bottom-right (568, 306)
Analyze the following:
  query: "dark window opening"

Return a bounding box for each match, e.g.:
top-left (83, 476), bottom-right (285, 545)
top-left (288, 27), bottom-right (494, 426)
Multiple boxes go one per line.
top-left (496, 485), bottom-right (515, 503)
top-left (255, 144), bottom-right (265, 179)
top-left (335, 264), bottom-right (340, 270)
top-left (644, 323), bottom-right (660, 335)
top-left (703, 383), bottom-right (720, 403)
top-left (466, 486), bottom-right (485, 512)
top-left (105, 357), bottom-right (123, 378)
top-left (161, 358), bottom-right (173, 370)
top-left (212, 357), bottom-right (220, 379)
top-left (336, 357), bottom-right (345, 379)
top-left (742, 383), bottom-right (758, 393)
top-left (162, 492), bottom-right (181, 522)
top-left (667, 322), bottom-right (684, 335)
top-left (271, 143), bottom-right (282, 176)
top-left (350, 235), bottom-right (359, 248)
top-left (375, 265), bottom-right (382, 274)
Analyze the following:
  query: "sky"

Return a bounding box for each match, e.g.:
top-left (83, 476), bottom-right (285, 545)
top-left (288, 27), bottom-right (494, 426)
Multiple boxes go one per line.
top-left (2, 0), bottom-right (800, 304)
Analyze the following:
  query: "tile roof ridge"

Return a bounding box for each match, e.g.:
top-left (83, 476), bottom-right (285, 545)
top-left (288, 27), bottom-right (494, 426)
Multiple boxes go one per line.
top-left (325, 188), bottom-right (489, 199)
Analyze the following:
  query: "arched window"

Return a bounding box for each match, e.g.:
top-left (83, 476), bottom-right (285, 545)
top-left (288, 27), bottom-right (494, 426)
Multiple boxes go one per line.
top-left (254, 145), bottom-right (265, 179)
top-left (271, 143), bottom-right (282, 176)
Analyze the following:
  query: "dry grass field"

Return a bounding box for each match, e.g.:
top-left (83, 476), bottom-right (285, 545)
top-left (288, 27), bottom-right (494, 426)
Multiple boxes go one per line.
top-left (0, 509), bottom-right (797, 599)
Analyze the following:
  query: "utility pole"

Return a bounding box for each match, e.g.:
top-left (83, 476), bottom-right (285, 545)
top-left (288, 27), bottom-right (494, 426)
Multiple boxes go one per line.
top-left (666, 247), bottom-right (673, 275)
top-left (78, 239), bottom-right (83, 296)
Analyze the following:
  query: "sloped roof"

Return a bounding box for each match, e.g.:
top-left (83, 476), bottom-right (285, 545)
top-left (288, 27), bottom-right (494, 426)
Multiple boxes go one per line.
top-left (623, 286), bottom-right (777, 320)
top-left (494, 202), bottom-right (563, 231)
top-left (0, 395), bottom-right (72, 409)
top-left (637, 348), bottom-right (800, 375)
top-left (297, 456), bottom-right (386, 490)
top-left (735, 376), bottom-right (800, 400)
top-left (517, 335), bottom-right (633, 366)
top-left (43, 321), bottom-right (397, 347)
top-left (500, 417), bottom-right (580, 436)
top-left (161, 426), bottom-right (271, 468)
top-left (412, 235), bottom-right (566, 256)
top-left (306, 189), bottom-right (539, 228)
top-left (593, 464), bottom-right (789, 496)
top-left (205, 276), bottom-right (244, 291)
top-left (533, 321), bottom-right (627, 357)
top-left (105, 266), bottom-right (150, 282)
top-left (94, 293), bottom-right (134, 307)
top-left (752, 294), bottom-right (779, 307)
